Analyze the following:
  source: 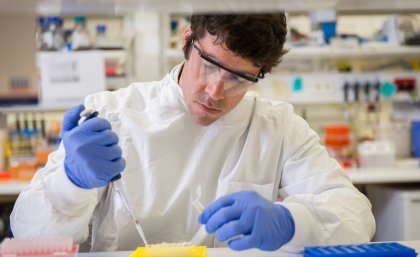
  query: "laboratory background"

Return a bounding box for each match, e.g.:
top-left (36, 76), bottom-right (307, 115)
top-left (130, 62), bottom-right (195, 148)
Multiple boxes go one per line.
top-left (0, 0), bottom-right (420, 244)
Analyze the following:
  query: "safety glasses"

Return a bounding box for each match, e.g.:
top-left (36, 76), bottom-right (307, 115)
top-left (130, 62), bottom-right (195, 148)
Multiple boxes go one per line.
top-left (192, 40), bottom-right (263, 96)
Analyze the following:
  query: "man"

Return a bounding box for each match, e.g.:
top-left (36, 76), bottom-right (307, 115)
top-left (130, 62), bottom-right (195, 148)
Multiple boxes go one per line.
top-left (11, 13), bottom-right (375, 252)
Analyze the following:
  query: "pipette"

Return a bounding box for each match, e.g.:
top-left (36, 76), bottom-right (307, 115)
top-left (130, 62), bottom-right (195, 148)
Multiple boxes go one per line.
top-left (78, 109), bottom-right (148, 246)
top-left (78, 109), bottom-right (99, 125)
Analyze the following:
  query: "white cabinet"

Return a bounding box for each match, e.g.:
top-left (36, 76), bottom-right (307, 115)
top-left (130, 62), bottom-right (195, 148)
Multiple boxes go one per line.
top-left (367, 185), bottom-right (420, 241)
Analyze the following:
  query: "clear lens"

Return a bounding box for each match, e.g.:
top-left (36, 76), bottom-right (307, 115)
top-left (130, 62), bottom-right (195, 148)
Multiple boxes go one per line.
top-left (198, 58), bottom-right (254, 96)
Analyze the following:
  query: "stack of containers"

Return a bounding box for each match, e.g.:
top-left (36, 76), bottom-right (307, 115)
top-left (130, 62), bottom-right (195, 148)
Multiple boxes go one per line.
top-left (324, 124), bottom-right (353, 168)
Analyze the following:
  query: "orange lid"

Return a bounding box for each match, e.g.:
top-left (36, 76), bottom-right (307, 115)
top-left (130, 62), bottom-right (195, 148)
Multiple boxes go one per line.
top-left (340, 160), bottom-right (353, 168)
top-left (325, 137), bottom-right (351, 147)
top-left (325, 124), bottom-right (350, 135)
top-left (0, 172), bottom-right (12, 180)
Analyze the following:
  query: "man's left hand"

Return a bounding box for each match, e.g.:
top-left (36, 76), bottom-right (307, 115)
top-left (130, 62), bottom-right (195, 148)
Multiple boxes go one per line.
top-left (198, 190), bottom-right (295, 251)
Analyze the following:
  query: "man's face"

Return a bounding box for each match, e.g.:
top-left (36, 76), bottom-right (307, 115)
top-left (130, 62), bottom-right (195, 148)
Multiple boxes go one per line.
top-left (179, 33), bottom-right (260, 126)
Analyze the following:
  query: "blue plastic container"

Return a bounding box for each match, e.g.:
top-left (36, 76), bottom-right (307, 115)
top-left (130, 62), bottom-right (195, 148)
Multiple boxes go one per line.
top-left (304, 242), bottom-right (417, 257)
top-left (412, 120), bottom-right (420, 157)
top-left (321, 22), bottom-right (337, 44)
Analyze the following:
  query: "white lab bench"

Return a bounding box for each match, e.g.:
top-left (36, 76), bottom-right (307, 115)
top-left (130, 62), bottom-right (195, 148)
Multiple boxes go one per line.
top-left (0, 180), bottom-right (29, 202)
top-left (78, 248), bottom-right (299, 257)
top-left (77, 241), bottom-right (420, 257)
top-left (347, 167), bottom-right (420, 184)
top-left (0, 181), bottom-right (29, 196)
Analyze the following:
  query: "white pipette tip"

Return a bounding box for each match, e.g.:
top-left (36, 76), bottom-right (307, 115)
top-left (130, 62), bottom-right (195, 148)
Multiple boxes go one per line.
top-left (113, 180), bottom-right (148, 246)
top-left (134, 220), bottom-right (148, 246)
top-left (192, 186), bottom-right (204, 214)
top-left (192, 199), bottom-right (204, 214)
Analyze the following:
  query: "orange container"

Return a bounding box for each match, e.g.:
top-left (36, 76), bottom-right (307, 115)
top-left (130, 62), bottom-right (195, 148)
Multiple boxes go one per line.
top-left (324, 124), bottom-right (351, 147)
top-left (0, 172), bottom-right (11, 181)
top-left (324, 124), bottom-right (353, 168)
top-left (36, 145), bottom-right (52, 166)
top-left (10, 161), bottom-right (37, 181)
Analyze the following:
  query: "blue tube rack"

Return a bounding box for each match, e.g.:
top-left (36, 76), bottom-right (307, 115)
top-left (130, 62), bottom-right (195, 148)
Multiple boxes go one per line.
top-left (304, 242), bottom-right (418, 257)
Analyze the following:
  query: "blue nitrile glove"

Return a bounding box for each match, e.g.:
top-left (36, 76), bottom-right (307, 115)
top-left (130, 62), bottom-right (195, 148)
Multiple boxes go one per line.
top-left (199, 190), bottom-right (295, 251)
top-left (61, 104), bottom-right (126, 189)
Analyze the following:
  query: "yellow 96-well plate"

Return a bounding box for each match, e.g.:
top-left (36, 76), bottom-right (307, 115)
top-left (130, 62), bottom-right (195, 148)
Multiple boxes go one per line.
top-left (130, 245), bottom-right (208, 257)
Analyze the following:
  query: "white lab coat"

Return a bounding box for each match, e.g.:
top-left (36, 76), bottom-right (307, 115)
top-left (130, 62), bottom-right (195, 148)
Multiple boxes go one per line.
top-left (11, 64), bottom-right (375, 252)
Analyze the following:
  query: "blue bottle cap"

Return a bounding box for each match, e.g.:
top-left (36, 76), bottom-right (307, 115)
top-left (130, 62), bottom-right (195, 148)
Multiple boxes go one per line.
top-left (36, 16), bottom-right (45, 24)
top-left (46, 16), bottom-right (56, 24)
top-left (380, 81), bottom-right (397, 99)
top-left (292, 76), bottom-right (303, 92)
top-left (55, 17), bottom-right (63, 26)
top-left (74, 16), bottom-right (86, 24)
top-left (170, 20), bottom-right (178, 31)
top-left (66, 42), bottom-right (73, 51)
top-left (64, 30), bottom-right (73, 37)
top-left (96, 24), bottom-right (106, 33)
top-left (412, 120), bottom-right (420, 130)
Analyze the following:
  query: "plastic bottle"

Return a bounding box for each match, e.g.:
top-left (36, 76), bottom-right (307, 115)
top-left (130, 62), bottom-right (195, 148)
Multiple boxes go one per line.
top-left (35, 16), bottom-right (47, 50)
top-left (29, 112), bottom-right (50, 167)
top-left (412, 120), bottom-right (420, 158)
top-left (0, 129), bottom-right (6, 171)
top-left (42, 17), bottom-right (54, 50)
top-left (54, 17), bottom-right (64, 50)
top-left (95, 24), bottom-right (107, 49)
top-left (72, 16), bottom-right (91, 50)
top-left (43, 16), bottom-right (64, 51)
top-left (176, 16), bottom-right (190, 48)
top-left (324, 124), bottom-right (354, 168)
top-left (169, 19), bottom-right (178, 48)
top-left (63, 29), bottom-right (73, 51)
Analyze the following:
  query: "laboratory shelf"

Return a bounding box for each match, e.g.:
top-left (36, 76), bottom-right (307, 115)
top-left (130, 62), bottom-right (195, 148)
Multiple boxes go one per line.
top-left (36, 50), bottom-right (126, 60)
top-left (164, 46), bottom-right (420, 62)
top-left (103, 50), bottom-right (126, 60)
top-left (0, 180), bottom-right (29, 196)
top-left (0, 102), bottom-right (76, 113)
top-left (283, 46), bottom-right (420, 60)
top-left (336, 0), bottom-right (420, 13)
top-left (347, 167), bottom-right (420, 184)
top-left (2, 0), bottom-right (420, 14)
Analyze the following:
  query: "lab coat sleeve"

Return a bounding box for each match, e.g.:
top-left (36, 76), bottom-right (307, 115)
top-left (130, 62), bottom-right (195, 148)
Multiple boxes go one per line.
top-left (278, 109), bottom-right (375, 252)
top-left (10, 143), bottom-right (98, 243)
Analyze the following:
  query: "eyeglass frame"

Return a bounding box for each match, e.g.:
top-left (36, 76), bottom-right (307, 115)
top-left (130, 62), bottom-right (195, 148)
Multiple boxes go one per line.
top-left (191, 40), bottom-right (264, 84)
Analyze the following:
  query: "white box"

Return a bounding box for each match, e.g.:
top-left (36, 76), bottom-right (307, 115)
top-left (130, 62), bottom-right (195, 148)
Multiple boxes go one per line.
top-left (358, 140), bottom-right (396, 168)
top-left (367, 185), bottom-right (420, 241)
top-left (38, 51), bottom-right (106, 106)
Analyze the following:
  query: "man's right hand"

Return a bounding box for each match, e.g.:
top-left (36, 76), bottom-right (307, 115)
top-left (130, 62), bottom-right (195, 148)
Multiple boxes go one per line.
top-left (61, 105), bottom-right (126, 189)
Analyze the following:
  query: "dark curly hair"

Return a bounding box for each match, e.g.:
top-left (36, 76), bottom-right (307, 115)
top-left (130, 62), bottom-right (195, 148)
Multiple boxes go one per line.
top-left (183, 13), bottom-right (288, 76)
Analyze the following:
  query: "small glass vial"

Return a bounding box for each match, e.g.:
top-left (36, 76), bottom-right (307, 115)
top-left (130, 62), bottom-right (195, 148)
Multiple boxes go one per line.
top-left (95, 24), bottom-right (107, 49)
top-left (43, 16), bottom-right (64, 51)
top-left (72, 16), bottom-right (91, 50)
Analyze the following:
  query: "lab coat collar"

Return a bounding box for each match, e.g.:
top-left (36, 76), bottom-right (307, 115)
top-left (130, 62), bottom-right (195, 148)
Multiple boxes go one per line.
top-left (166, 62), bottom-right (188, 112)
